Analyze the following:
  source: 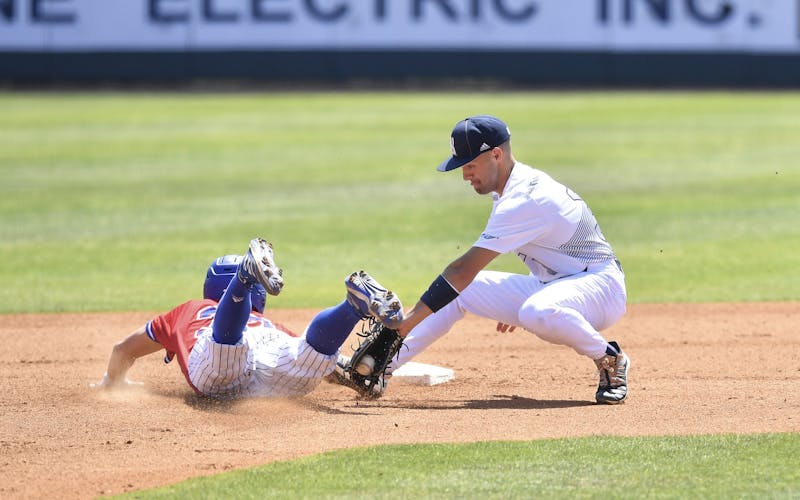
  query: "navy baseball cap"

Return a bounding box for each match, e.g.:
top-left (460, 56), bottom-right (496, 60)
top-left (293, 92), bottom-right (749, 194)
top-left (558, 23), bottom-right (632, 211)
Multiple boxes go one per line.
top-left (437, 115), bottom-right (511, 172)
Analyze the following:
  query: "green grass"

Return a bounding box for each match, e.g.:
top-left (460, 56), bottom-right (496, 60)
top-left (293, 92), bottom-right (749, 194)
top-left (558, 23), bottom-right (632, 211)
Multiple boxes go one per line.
top-left (2, 91), bottom-right (799, 312)
top-left (119, 433), bottom-right (800, 499)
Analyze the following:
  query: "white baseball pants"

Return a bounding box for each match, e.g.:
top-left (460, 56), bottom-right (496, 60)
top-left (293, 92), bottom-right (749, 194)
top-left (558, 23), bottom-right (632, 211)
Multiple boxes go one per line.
top-left (390, 260), bottom-right (627, 372)
top-left (188, 327), bottom-right (337, 398)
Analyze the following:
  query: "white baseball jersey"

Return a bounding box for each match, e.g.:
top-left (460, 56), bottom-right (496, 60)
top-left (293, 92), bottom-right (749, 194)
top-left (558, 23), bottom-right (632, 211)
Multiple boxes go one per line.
top-left (391, 162), bottom-right (627, 367)
top-left (474, 162), bottom-right (617, 282)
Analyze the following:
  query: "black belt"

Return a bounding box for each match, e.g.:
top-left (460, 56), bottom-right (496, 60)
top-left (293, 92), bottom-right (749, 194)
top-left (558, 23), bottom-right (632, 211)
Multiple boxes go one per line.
top-left (582, 259), bottom-right (622, 273)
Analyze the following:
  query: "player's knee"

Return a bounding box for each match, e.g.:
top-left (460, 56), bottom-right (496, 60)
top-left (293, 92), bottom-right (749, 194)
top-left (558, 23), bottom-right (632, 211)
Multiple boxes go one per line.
top-left (518, 302), bottom-right (559, 334)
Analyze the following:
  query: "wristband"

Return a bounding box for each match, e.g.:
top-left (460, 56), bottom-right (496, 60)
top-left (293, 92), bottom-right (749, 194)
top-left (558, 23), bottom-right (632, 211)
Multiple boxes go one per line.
top-left (420, 274), bottom-right (459, 312)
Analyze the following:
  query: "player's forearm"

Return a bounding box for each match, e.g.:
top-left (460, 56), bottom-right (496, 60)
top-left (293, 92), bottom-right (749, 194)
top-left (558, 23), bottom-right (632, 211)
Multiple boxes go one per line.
top-left (102, 327), bottom-right (160, 386)
top-left (397, 267), bottom-right (467, 336)
top-left (104, 343), bottom-right (137, 385)
top-left (441, 247), bottom-right (497, 291)
top-left (397, 300), bottom-right (433, 337)
top-left (397, 248), bottom-right (496, 336)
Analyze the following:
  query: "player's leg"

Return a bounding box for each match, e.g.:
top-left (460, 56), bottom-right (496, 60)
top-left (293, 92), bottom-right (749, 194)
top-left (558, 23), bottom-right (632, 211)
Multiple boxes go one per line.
top-left (213, 238), bottom-right (282, 345)
top-left (389, 270), bottom-right (534, 371)
top-left (211, 274), bottom-right (253, 345)
top-left (515, 263), bottom-right (626, 359)
top-left (457, 270), bottom-right (542, 324)
top-left (515, 261), bottom-right (629, 403)
top-left (385, 300), bottom-right (466, 373)
top-left (304, 301), bottom-right (364, 355)
top-left (306, 271), bottom-right (403, 355)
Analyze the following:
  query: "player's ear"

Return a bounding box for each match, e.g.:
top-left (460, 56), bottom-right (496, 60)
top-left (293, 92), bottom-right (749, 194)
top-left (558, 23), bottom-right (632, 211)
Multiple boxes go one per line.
top-left (491, 146), bottom-right (503, 162)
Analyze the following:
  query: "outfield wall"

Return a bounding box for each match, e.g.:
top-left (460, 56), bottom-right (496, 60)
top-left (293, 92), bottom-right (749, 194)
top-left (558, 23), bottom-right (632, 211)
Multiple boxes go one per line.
top-left (2, 0), bottom-right (800, 86)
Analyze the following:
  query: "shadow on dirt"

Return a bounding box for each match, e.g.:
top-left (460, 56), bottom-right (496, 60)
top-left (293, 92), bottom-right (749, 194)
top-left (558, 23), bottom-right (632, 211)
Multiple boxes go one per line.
top-left (344, 394), bottom-right (595, 410)
top-left (182, 392), bottom-right (241, 411)
top-left (464, 395), bottom-right (595, 409)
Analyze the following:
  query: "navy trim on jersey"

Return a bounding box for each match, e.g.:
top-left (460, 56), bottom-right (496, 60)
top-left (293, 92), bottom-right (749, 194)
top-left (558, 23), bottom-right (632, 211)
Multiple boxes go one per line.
top-left (145, 321), bottom-right (157, 342)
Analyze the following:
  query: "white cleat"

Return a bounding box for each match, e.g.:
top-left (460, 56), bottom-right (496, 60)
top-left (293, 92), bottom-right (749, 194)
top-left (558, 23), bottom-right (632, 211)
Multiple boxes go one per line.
top-left (345, 271), bottom-right (404, 329)
top-left (238, 238), bottom-right (284, 296)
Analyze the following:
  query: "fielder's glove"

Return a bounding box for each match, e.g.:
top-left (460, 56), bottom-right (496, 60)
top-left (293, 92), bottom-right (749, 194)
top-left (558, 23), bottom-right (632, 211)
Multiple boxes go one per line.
top-left (339, 320), bottom-right (404, 398)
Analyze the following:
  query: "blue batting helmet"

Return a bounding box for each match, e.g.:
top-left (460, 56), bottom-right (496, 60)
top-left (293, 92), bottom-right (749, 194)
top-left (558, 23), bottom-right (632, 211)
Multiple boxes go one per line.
top-left (203, 254), bottom-right (266, 313)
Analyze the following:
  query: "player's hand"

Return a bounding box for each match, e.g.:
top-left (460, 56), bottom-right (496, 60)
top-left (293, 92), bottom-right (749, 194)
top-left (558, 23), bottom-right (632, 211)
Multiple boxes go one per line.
top-left (89, 373), bottom-right (144, 390)
top-left (496, 322), bottom-right (516, 333)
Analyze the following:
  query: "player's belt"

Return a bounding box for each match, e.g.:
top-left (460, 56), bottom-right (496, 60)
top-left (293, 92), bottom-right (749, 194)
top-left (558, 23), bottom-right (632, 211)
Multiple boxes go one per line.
top-left (584, 259), bottom-right (623, 274)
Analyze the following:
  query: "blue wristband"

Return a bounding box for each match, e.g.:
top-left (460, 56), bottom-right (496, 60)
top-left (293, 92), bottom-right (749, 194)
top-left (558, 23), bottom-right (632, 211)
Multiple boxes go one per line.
top-left (420, 275), bottom-right (459, 312)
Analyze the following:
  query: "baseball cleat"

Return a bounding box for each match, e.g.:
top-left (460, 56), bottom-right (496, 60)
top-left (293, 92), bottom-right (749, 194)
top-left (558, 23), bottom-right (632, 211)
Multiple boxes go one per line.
top-left (325, 355), bottom-right (389, 399)
top-left (345, 271), bottom-right (404, 329)
top-left (237, 238), bottom-right (284, 296)
top-left (594, 341), bottom-right (629, 404)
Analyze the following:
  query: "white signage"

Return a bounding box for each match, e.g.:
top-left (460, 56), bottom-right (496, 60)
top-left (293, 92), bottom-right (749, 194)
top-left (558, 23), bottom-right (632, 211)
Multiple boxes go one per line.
top-left (1, 0), bottom-right (798, 52)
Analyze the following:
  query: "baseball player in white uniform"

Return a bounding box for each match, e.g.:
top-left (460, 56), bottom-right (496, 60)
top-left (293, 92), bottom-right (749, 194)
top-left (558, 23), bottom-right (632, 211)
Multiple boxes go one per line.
top-left (336, 115), bottom-right (629, 404)
top-left (92, 238), bottom-right (403, 399)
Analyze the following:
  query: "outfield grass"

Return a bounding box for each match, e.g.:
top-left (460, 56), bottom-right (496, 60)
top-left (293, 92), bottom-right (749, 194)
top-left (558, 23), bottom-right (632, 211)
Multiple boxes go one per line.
top-left (122, 434), bottom-right (800, 499)
top-left (1, 91), bottom-right (799, 312)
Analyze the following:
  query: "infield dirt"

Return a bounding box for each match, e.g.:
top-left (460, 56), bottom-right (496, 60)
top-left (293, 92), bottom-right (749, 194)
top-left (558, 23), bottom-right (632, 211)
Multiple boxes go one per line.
top-left (1, 303), bottom-right (798, 499)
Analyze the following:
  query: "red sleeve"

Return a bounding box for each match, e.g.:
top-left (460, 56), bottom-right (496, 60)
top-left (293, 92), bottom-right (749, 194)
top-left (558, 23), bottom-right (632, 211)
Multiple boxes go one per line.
top-left (146, 299), bottom-right (217, 393)
top-left (272, 321), bottom-right (299, 337)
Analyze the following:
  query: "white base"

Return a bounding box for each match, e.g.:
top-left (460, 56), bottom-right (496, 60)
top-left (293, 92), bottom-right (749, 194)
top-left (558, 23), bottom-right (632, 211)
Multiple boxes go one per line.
top-left (391, 362), bottom-right (455, 386)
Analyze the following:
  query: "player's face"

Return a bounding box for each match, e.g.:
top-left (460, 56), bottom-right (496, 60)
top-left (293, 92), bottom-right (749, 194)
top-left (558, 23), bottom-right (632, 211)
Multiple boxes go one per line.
top-left (461, 148), bottom-right (500, 195)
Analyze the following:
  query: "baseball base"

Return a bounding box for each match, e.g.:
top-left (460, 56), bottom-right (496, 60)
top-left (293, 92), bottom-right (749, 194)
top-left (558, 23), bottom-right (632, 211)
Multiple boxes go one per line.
top-left (391, 362), bottom-right (455, 386)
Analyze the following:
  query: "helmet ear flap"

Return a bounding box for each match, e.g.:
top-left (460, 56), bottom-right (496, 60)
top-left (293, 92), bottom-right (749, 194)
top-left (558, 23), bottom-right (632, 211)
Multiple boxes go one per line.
top-left (203, 255), bottom-right (241, 302)
top-left (204, 255), bottom-right (267, 313)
